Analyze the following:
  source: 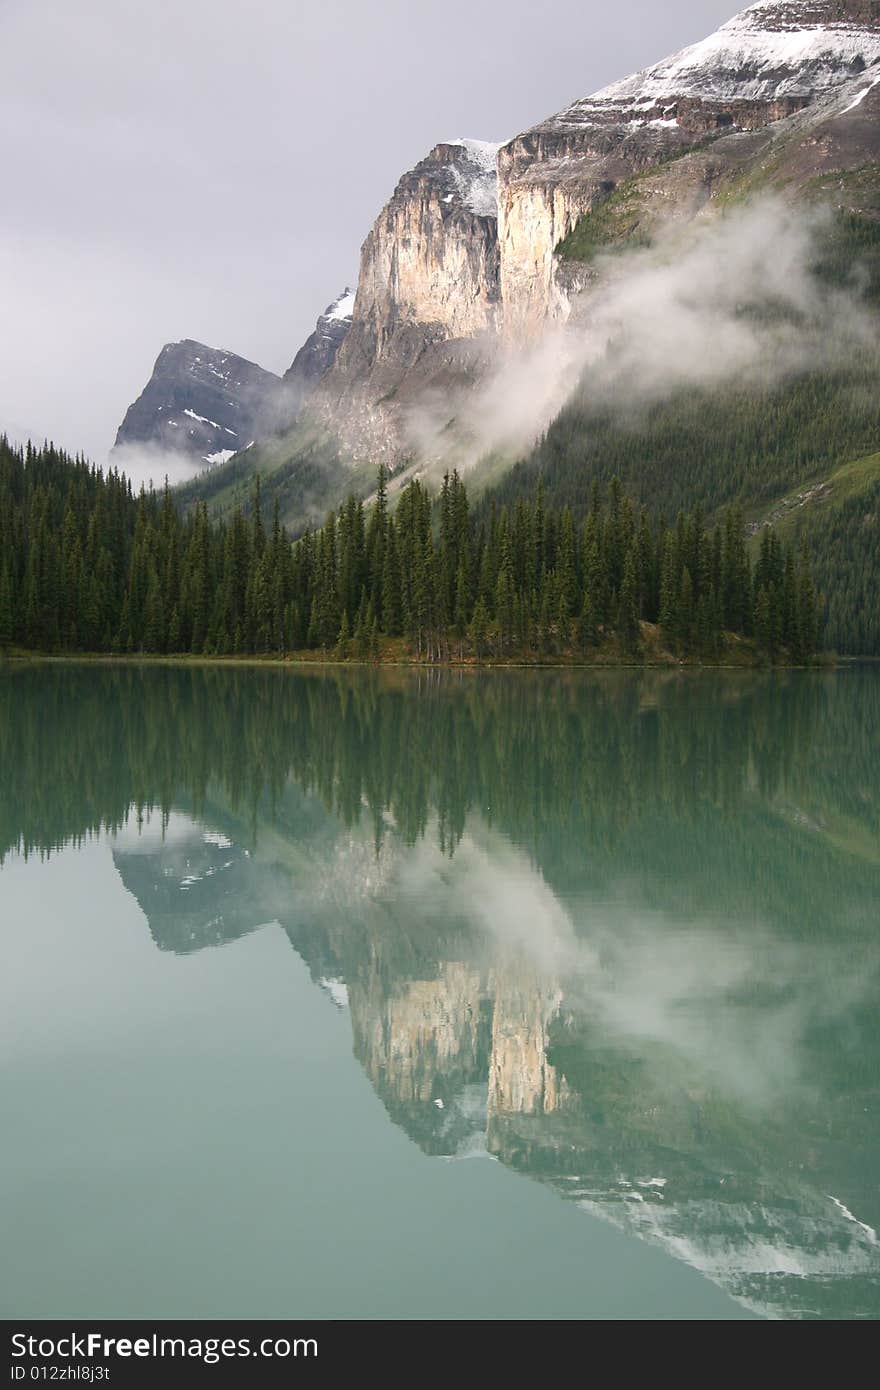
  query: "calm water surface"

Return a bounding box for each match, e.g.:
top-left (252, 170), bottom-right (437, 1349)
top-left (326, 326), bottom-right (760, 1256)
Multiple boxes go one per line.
top-left (1, 663), bottom-right (878, 1320)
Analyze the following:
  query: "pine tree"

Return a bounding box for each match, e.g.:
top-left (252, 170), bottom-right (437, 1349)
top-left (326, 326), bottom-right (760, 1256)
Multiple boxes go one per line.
top-left (795, 538), bottom-right (818, 662)
top-left (679, 567), bottom-right (695, 656)
top-left (579, 589), bottom-right (597, 650)
top-left (494, 537), bottom-right (516, 654)
top-left (0, 566), bottom-right (13, 649)
top-left (454, 558), bottom-right (470, 660)
top-left (381, 520), bottom-right (402, 637)
top-left (755, 587), bottom-right (772, 660)
top-left (336, 609), bottom-right (350, 660)
top-left (618, 551), bottom-right (641, 654)
top-left (470, 596), bottom-right (489, 660)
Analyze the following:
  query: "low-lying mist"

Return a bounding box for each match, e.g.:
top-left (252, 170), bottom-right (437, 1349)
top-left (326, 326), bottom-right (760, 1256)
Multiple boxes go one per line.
top-left (404, 197), bottom-right (878, 480)
top-left (108, 443), bottom-right (214, 492)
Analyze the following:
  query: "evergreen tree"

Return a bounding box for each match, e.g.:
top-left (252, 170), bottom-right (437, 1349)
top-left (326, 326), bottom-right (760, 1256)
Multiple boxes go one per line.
top-left (470, 596), bottom-right (489, 660)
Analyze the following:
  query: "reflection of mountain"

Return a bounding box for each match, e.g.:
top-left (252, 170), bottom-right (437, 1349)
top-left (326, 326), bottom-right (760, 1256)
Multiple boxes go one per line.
top-left (103, 797), bottom-right (880, 1321)
top-left (1, 662), bottom-right (879, 1319)
top-left (111, 813), bottom-right (264, 954)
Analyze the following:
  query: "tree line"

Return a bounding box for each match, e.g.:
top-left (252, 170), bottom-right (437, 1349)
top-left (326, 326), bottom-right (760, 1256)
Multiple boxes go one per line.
top-left (0, 436), bottom-right (818, 662)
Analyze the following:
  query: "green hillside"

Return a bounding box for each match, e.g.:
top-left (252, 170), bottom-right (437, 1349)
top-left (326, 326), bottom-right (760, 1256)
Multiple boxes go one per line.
top-left (175, 420), bottom-right (366, 536)
top-left (749, 452), bottom-right (880, 656)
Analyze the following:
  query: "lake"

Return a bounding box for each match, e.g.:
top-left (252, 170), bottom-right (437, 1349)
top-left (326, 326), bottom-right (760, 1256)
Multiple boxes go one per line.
top-left (1, 662), bottom-right (878, 1321)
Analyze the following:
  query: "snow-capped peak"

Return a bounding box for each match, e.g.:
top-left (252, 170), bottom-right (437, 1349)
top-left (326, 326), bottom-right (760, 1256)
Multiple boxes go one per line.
top-left (556, 0), bottom-right (880, 120)
top-left (447, 138), bottom-right (503, 169)
top-left (324, 288), bottom-right (356, 322)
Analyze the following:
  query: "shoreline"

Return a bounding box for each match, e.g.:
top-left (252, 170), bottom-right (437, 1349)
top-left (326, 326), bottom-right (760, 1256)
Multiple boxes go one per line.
top-left (0, 650), bottom-right (849, 673)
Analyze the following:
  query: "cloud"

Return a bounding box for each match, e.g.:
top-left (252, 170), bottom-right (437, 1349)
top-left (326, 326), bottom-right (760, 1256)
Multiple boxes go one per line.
top-left (108, 443), bottom-right (215, 492)
top-left (402, 197), bottom-right (877, 478)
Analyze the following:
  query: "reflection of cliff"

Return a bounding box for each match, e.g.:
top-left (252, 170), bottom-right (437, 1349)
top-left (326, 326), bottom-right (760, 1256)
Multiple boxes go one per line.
top-left (487, 967), bottom-right (571, 1120)
top-left (348, 960), bottom-right (492, 1157)
top-left (346, 939), bottom-right (880, 1321)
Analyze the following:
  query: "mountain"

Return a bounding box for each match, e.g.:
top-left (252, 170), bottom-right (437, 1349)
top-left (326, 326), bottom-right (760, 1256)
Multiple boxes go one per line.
top-left (173, 1), bottom-right (880, 651)
top-left (308, 140), bottom-right (503, 464)
top-left (312, 0), bottom-right (880, 448)
top-left (112, 340), bottom-right (282, 471)
top-left (112, 289), bottom-right (355, 476)
top-left (187, 0), bottom-right (880, 495)
top-left (499, 0), bottom-right (880, 337)
top-left (176, 139), bottom-right (507, 518)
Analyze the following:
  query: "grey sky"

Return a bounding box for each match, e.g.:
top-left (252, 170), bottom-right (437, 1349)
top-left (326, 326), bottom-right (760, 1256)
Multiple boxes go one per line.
top-left (0, 0), bottom-right (738, 461)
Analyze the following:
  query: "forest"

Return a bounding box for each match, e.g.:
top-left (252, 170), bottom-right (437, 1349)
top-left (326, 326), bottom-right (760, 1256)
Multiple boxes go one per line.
top-left (481, 365), bottom-right (879, 656)
top-left (0, 436), bottom-right (820, 665)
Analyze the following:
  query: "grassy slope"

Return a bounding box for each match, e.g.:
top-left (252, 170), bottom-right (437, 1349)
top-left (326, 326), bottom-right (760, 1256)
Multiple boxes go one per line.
top-left (747, 451), bottom-right (880, 541)
top-left (748, 450), bottom-right (880, 655)
top-left (175, 420), bottom-right (373, 534)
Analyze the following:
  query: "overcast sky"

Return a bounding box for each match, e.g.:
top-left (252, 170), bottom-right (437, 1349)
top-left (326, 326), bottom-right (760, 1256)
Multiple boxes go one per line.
top-left (0, 0), bottom-right (738, 461)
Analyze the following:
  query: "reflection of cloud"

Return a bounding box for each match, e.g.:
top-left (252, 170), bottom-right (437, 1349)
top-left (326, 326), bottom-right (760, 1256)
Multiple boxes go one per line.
top-left (393, 827), bottom-right (582, 976)
top-left (570, 905), bottom-right (879, 1111)
top-left (386, 816), bottom-right (878, 1116)
top-left (110, 808), bottom-right (206, 853)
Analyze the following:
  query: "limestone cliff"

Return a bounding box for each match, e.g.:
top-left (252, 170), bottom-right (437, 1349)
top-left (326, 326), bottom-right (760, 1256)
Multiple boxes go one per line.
top-left (310, 139), bottom-right (501, 464)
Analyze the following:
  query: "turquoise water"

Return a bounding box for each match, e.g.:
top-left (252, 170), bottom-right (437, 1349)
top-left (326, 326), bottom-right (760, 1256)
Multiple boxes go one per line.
top-left (1, 663), bottom-right (878, 1320)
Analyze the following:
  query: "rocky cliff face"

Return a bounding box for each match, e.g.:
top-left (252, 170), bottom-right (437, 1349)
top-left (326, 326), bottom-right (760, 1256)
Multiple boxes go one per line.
top-left (347, 139), bottom-right (501, 354)
top-left (310, 140), bottom-right (502, 464)
top-left (113, 341), bottom-right (283, 468)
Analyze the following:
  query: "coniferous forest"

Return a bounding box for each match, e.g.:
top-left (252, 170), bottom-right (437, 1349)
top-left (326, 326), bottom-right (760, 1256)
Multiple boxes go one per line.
top-left (0, 435), bottom-right (821, 664)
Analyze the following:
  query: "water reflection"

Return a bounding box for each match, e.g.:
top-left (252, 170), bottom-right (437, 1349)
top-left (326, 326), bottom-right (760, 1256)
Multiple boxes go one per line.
top-left (1, 663), bottom-right (879, 1319)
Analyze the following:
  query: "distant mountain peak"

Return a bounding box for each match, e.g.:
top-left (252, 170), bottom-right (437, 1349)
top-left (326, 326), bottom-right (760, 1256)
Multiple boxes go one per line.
top-left (323, 287), bottom-right (356, 322)
top-left (113, 341), bottom-right (281, 469)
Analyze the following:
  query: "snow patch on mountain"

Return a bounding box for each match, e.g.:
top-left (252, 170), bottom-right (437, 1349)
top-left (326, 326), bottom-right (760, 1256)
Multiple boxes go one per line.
top-left (184, 407), bottom-right (220, 429)
top-left (326, 288), bottom-right (356, 321)
top-left (446, 139), bottom-right (502, 217)
top-left (840, 67), bottom-right (880, 110)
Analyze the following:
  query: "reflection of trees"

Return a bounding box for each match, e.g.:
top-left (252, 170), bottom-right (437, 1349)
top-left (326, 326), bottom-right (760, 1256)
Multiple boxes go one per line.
top-left (1, 664), bottom-right (877, 937)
